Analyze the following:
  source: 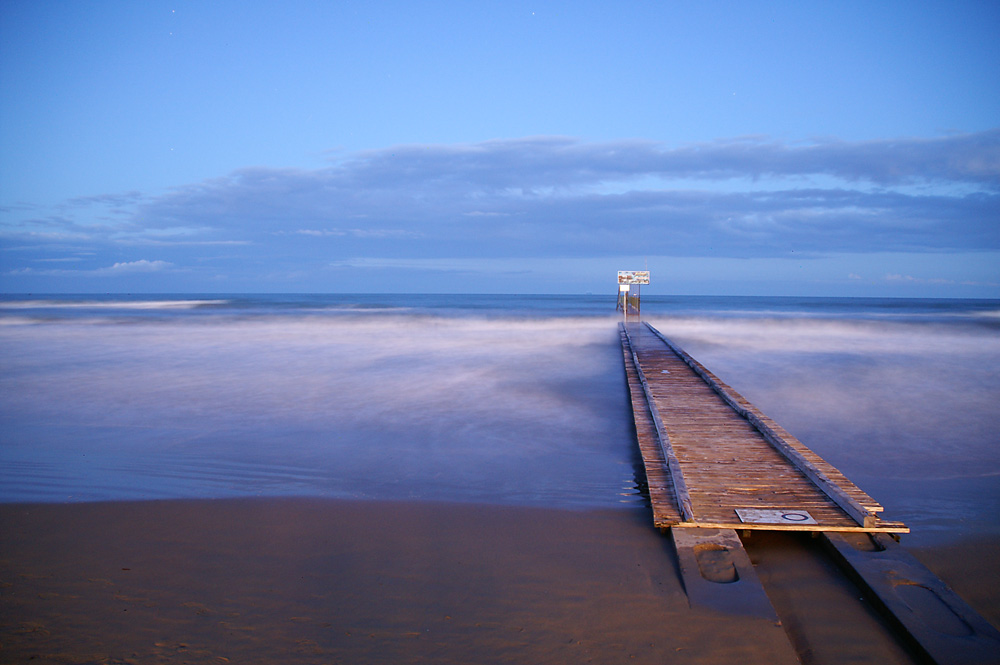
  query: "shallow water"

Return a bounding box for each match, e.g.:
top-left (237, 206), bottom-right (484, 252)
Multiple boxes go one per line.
top-left (1, 296), bottom-right (641, 508)
top-left (2, 294), bottom-right (998, 545)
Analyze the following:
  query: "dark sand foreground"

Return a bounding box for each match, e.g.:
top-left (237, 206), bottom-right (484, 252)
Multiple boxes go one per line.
top-left (2, 498), bottom-right (997, 664)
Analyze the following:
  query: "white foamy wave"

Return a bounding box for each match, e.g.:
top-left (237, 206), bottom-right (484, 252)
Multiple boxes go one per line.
top-left (0, 299), bottom-right (229, 310)
top-left (646, 315), bottom-right (1000, 357)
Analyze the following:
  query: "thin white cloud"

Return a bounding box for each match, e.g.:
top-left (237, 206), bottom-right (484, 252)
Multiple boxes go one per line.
top-left (117, 239), bottom-right (252, 247)
top-left (292, 228), bottom-right (420, 238)
top-left (886, 273), bottom-right (949, 284)
top-left (295, 229), bottom-right (348, 237)
top-left (4, 260), bottom-right (173, 277)
top-left (883, 273), bottom-right (999, 287)
top-left (102, 259), bottom-right (172, 273)
top-left (329, 257), bottom-right (532, 274)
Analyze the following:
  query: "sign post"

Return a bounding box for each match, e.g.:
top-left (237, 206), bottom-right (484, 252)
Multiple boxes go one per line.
top-left (617, 270), bottom-right (650, 320)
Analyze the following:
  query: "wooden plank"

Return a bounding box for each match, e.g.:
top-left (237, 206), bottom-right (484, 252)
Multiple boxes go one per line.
top-left (674, 521), bottom-right (908, 534)
top-left (822, 532), bottom-right (1000, 665)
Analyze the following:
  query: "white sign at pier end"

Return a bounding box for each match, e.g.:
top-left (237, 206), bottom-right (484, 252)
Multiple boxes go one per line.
top-left (618, 271), bottom-right (650, 285)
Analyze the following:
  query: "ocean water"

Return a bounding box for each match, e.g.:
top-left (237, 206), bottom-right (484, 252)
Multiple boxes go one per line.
top-left (2, 294), bottom-right (998, 545)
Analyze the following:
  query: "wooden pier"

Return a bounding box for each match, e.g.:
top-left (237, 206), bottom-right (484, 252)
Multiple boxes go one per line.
top-left (620, 320), bottom-right (907, 534)
top-left (621, 320), bottom-right (1000, 664)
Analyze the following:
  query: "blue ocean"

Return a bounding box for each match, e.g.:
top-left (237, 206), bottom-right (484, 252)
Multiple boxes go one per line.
top-left (2, 294), bottom-right (998, 545)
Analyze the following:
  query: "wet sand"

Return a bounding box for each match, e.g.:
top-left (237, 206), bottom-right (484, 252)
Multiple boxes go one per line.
top-left (1, 498), bottom-right (996, 664)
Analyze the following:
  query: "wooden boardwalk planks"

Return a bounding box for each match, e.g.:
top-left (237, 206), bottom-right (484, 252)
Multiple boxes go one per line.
top-left (621, 322), bottom-right (908, 534)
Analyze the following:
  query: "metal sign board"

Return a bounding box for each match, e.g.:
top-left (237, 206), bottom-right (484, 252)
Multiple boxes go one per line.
top-left (735, 508), bottom-right (818, 525)
top-left (618, 270), bottom-right (650, 285)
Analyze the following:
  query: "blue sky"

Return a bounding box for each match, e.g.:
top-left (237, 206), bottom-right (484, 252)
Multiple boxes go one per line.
top-left (1, 1), bottom-right (998, 296)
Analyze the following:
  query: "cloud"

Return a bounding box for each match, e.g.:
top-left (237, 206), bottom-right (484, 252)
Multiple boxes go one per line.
top-left (125, 130), bottom-right (996, 257)
top-left (4, 259), bottom-right (174, 278)
top-left (65, 191), bottom-right (146, 208)
top-left (102, 259), bottom-right (173, 273)
top-left (342, 131), bottom-right (1000, 191)
top-left (292, 228), bottom-right (420, 239)
top-left (329, 257), bottom-right (532, 274)
top-left (3, 130), bottom-right (998, 284)
top-left (886, 273), bottom-right (952, 284)
top-left (883, 273), bottom-right (1000, 288)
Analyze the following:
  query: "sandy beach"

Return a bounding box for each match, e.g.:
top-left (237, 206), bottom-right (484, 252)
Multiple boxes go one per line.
top-left (3, 497), bottom-right (996, 664)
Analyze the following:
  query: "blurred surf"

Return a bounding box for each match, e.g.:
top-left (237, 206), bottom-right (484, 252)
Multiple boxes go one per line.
top-left (1, 293), bottom-right (997, 545)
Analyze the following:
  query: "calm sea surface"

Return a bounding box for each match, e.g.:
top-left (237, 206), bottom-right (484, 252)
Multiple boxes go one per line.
top-left (2, 294), bottom-right (998, 545)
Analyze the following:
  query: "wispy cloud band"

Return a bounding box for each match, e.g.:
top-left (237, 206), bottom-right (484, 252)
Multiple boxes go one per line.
top-left (2, 130), bottom-right (998, 284)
